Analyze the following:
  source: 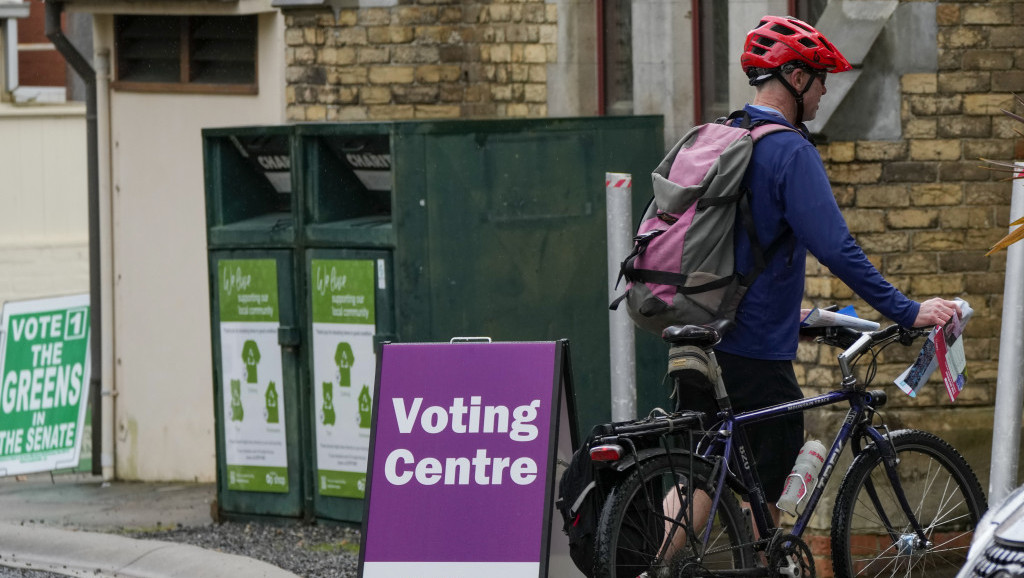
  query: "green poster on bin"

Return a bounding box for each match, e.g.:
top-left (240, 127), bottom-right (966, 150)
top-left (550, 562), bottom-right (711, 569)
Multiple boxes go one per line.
top-left (218, 259), bottom-right (289, 493)
top-left (0, 294), bottom-right (90, 476)
top-left (310, 259), bottom-right (376, 498)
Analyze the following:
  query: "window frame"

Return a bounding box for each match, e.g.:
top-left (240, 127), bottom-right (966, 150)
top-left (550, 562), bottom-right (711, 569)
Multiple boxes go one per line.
top-left (112, 14), bottom-right (259, 95)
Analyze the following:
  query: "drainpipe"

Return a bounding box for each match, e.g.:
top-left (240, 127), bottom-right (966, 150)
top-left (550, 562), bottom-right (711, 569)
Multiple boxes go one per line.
top-left (95, 49), bottom-right (115, 482)
top-left (45, 1), bottom-right (103, 479)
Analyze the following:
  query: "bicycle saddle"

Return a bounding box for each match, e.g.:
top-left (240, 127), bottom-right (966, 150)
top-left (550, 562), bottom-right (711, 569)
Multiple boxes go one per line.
top-left (662, 319), bottom-right (734, 348)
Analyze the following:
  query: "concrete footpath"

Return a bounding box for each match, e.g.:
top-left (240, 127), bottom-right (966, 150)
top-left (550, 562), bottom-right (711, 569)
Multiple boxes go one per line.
top-left (0, 472), bottom-right (299, 578)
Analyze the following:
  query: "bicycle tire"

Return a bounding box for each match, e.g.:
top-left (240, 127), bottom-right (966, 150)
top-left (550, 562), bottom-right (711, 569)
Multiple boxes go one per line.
top-left (831, 429), bottom-right (986, 578)
top-left (593, 454), bottom-right (755, 578)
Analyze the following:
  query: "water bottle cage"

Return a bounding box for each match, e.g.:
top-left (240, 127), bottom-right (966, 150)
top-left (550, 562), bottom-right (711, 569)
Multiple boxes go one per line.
top-left (784, 472), bottom-right (810, 506)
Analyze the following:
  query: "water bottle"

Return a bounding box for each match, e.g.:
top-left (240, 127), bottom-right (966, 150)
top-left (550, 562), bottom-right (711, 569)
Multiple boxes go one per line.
top-left (776, 440), bottom-right (827, 515)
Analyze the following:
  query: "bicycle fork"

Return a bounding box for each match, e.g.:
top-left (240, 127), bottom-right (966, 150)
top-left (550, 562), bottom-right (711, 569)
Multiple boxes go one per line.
top-left (859, 427), bottom-right (931, 552)
top-left (790, 402), bottom-right (930, 552)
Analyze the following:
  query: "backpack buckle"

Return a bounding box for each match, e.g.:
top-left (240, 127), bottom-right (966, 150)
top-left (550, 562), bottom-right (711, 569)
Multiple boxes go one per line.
top-left (634, 229), bottom-right (664, 245)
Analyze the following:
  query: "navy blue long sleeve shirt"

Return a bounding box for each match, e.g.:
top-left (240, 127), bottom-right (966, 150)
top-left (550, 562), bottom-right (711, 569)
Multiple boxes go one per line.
top-left (716, 105), bottom-right (920, 360)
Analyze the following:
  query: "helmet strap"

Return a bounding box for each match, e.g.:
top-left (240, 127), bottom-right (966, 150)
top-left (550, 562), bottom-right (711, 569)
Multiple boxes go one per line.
top-left (771, 67), bottom-right (817, 124)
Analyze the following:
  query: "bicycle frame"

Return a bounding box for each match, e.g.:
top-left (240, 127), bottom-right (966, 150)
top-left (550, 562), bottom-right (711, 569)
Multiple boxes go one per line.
top-left (702, 388), bottom-right (877, 540)
top-left (691, 344), bottom-right (930, 558)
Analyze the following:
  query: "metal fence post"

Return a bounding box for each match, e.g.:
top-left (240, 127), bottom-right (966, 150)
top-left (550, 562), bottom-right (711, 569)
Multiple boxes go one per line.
top-left (606, 173), bottom-right (636, 422)
top-left (990, 164), bottom-right (1024, 505)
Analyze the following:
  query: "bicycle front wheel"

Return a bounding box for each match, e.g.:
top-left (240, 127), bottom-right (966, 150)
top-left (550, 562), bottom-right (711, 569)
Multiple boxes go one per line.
top-left (831, 429), bottom-right (986, 578)
top-left (593, 454), bottom-right (755, 578)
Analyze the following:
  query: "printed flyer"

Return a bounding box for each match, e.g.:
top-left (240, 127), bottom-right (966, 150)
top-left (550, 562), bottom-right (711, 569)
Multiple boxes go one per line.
top-left (935, 312), bottom-right (968, 402)
top-left (218, 259), bottom-right (289, 493)
top-left (895, 298), bottom-right (972, 399)
top-left (0, 294), bottom-right (91, 476)
top-left (311, 259), bottom-right (377, 498)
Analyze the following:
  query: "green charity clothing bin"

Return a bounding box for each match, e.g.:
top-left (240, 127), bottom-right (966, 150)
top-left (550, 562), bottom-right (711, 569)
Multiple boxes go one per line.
top-left (204, 126), bottom-right (308, 520)
top-left (203, 117), bottom-right (671, 525)
top-left (304, 249), bottom-right (395, 523)
top-left (296, 123), bottom-right (399, 522)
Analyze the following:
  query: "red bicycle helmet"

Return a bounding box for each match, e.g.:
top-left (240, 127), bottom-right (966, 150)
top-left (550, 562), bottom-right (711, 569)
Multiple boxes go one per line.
top-left (741, 15), bottom-right (852, 75)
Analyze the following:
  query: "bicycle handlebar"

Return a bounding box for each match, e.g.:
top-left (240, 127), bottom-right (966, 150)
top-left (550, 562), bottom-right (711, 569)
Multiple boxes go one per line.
top-left (799, 323), bottom-right (929, 351)
top-left (800, 321), bottom-right (931, 386)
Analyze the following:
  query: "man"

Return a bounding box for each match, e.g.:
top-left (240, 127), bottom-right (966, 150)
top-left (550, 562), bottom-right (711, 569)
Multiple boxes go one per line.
top-left (712, 15), bottom-right (961, 523)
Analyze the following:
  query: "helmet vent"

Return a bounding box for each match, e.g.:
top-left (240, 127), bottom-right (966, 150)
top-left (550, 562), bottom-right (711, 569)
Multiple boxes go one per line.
top-left (751, 46), bottom-right (768, 56)
top-left (789, 19), bottom-right (815, 33)
top-left (798, 37), bottom-right (818, 49)
top-left (770, 23), bottom-right (795, 36)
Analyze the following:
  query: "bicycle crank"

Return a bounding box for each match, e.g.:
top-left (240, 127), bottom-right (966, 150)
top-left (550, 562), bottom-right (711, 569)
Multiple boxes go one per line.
top-left (767, 533), bottom-right (815, 578)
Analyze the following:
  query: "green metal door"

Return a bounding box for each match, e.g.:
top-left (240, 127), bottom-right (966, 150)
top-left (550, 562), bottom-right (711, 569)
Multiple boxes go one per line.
top-left (391, 117), bottom-right (666, 438)
top-left (305, 248), bottom-right (395, 522)
top-left (210, 250), bottom-right (305, 518)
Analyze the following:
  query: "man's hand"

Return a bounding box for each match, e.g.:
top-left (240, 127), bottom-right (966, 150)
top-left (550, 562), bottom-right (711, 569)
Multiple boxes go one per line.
top-left (913, 298), bottom-right (962, 328)
top-left (799, 309), bottom-right (814, 341)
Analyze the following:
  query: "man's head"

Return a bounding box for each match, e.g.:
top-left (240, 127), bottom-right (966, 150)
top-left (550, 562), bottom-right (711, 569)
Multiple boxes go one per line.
top-left (741, 16), bottom-right (850, 123)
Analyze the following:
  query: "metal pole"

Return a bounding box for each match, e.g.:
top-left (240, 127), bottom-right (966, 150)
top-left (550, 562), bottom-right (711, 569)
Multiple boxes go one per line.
top-left (606, 173), bottom-right (636, 421)
top-left (45, 1), bottom-right (102, 477)
top-left (990, 163), bottom-right (1024, 505)
top-left (96, 49), bottom-right (116, 482)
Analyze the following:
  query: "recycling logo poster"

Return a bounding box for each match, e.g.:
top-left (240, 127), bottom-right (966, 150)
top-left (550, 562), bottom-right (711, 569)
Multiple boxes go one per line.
top-left (0, 294), bottom-right (90, 476)
top-left (311, 259), bottom-right (377, 498)
top-left (218, 259), bottom-right (289, 493)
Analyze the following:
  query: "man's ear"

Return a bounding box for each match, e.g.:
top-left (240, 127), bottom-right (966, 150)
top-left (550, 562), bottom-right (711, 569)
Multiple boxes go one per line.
top-left (792, 68), bottom-right (813, 90)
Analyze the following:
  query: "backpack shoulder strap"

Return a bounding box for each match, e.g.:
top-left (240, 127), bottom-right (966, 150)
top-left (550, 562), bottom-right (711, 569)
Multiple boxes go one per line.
top-left (735, 119), bottom-right (799, 284)
top-left (749, 121), bottom-right (799, 142)
top-left (720, 109), bottom-right (754, 129)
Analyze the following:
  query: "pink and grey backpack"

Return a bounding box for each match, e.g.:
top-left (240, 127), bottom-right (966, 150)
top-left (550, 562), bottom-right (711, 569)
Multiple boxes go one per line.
top-left (611, 110), bottom-right (795, 335)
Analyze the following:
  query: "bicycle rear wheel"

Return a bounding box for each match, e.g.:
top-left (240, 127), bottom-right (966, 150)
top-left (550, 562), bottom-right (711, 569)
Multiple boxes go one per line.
top-left (593, 454), bottom-right (755, 578)
top-left (831, 429), bottom-right (986, 578)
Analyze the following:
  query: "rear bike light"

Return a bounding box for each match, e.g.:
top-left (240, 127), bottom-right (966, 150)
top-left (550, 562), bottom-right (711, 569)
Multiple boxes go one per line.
top-left (589, 444), bottom-right (624, 462)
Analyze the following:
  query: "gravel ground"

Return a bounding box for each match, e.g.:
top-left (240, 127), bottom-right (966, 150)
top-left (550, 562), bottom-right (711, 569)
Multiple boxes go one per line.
top-left (131, 522), bottom-right (362, 578)
top-left (0, 570), bottom-right (65, 578)
top-left (0, 522), bottom-right (361, 578)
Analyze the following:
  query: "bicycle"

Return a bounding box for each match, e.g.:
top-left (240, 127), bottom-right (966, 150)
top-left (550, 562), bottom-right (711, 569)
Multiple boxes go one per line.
top-left (586, 316), bottom-right (987, 578)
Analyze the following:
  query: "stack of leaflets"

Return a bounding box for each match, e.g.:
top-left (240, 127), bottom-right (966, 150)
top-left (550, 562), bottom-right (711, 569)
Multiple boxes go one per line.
top-left (894, 298), bottom-right (973, 401)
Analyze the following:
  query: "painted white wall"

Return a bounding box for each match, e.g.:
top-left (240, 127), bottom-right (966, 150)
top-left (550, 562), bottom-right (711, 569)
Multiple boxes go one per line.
top-left (631, 0), bottom-right (696, 149)
top-left (728, 1), bottom-right (788, 111)
top-left (92, 11), bottom-right (286, 481)
top-left (0, 106), bottom-right (89, 304)
top-left (547, 0), bottom-right (599, 117)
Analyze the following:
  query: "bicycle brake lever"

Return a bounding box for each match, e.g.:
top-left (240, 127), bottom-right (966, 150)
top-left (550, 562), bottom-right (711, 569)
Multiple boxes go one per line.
top-left (896, 327), bottom-right (927, 346)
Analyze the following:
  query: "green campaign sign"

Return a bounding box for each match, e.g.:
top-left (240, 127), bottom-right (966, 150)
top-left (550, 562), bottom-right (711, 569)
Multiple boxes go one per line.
top-left (217, 259), bottom-right (290, 493)
top-left (0, 294), bottom-right (90, 476)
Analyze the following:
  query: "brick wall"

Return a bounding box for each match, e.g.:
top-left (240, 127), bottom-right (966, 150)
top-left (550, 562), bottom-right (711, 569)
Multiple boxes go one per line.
top-left (280, 0), bottom-right (1020, 406)
top-left (797, 1), bottom-right (1023, 405)
top-left (283, 0), bottom-right (557, 121)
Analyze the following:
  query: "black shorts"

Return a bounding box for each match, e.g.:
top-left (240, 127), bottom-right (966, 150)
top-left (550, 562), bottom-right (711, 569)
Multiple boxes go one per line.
top-left (674, 350), bottom-right (804, 503)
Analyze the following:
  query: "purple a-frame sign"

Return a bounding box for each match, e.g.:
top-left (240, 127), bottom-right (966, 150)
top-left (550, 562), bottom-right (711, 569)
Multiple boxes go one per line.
top-left (359, 340), bottom-right (574, 578)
